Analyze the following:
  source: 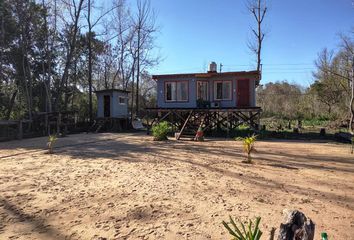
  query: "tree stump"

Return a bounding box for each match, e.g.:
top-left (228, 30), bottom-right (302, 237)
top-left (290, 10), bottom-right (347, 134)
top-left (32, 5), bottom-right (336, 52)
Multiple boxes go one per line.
top-left (278, 210), bottom-right (315, 240)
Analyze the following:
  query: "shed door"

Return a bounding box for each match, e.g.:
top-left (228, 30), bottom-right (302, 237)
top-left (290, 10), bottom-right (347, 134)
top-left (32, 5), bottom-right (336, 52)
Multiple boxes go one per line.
top-left (104, 95), bottom-right (110, 117)
top-left (236, 80), bottom-right (250, 107)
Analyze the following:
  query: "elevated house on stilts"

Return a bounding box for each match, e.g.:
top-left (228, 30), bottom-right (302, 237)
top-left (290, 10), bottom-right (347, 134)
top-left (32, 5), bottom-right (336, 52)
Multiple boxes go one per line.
top-left (146, 62), bottom-right (262, 140)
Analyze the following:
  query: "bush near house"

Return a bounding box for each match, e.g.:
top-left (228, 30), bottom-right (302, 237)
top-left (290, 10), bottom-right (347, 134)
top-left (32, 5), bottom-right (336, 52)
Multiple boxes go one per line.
top-left (151, 121), bottom-right (171, 141)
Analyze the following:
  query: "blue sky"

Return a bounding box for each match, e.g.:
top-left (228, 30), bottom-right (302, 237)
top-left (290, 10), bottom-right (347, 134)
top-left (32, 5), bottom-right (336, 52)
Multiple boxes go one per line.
top-left (148, 0), bottom-right (354, 86)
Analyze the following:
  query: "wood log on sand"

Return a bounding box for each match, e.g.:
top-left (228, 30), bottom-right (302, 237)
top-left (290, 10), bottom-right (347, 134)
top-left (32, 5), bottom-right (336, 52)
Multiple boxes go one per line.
top-left (278, 210), bottom-right (315, 240)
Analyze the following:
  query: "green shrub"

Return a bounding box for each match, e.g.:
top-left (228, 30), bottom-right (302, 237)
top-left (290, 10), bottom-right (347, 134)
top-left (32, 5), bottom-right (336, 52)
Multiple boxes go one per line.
top-left (222, 216), bottom-right (262, 240)
top-left (152, 121), bottom-right (171, 141)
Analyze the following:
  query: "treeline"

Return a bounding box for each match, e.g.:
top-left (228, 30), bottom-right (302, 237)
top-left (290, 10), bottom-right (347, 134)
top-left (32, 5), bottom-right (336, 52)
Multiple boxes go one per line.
top-left (0, 0), bottom-right (158, 122)
top-left (257, 32), bottom-right (354, 131)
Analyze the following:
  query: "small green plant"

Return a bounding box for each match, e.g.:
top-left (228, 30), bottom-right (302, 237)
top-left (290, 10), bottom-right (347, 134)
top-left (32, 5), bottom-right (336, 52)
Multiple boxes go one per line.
top-left (151, 121), bottom-right (171, 141)
top-left (222, 216), bottom-right (262, 240)
top-left (235, 134), bottom-right (257, 163)
top-left (47, 135), bottom-right (57, 154)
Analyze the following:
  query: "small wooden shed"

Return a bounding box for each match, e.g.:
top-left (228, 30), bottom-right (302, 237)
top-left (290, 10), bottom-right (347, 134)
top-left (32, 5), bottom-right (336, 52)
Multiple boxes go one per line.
top-left (95, 89), bottom-right (130, 119)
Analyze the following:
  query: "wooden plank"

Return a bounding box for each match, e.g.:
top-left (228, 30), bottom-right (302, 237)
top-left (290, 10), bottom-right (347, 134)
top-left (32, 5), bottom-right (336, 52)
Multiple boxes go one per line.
top-left (0, 120), bottom-right (19, 125)
top-left (177, 110), bottom-right (193, 140)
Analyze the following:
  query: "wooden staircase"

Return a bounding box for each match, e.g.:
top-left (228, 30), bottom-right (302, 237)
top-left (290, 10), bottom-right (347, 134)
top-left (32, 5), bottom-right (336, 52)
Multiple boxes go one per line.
top-left (176, 110), bottom-right (206, 140)
top-left (87, 119), bottom-right (106, 133)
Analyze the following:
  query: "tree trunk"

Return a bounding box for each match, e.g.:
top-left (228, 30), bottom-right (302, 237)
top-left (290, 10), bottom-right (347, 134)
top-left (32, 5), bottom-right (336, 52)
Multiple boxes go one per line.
top-left (54, 0), bottom-right (84, 113)
top-left (6, 90), bottom-right (18, 120)
top-left (131, 63), bottom-right (135, 120)
top-left (349, 57), bottom-right (354, 134)
top-left (88, 0), bottom-right (93, 123)
top-left (135, 25), bottom-right (141, 116)
top-left (256, 0), bottom-right (262, 72)
top-left (45, 0), bottom-right (52, 113)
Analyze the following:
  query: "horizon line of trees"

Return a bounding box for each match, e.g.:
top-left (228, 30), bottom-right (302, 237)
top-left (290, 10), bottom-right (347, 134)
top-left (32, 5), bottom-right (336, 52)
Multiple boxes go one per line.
top-left (0, 0), bottom-right (158, 122)
top-left (257, 30), bottom-right (354, 132)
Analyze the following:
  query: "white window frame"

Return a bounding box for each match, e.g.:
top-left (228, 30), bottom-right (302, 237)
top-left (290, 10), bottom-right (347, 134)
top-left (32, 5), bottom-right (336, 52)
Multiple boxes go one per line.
top-left (196, 81), bottom-right (209, 101)
top-left (214, 80), bottom-right (232, 101)
top-left (165, 81), bottom-right (189, 102)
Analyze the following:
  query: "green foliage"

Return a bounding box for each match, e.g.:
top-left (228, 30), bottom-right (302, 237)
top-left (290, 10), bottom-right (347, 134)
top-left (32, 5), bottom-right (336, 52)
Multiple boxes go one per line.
top-left (151, 121), bottom-right (171, 141)
top-left (236, 124), bottom-right (250, 131)
top-left (47, 135), bottom-right (57, 154)
top-left (235, 134), bottom-right (257, 163)
top-left (222, 216), bottom-right (262, 240)
top-left (302, 118), bottom-right (330, 127)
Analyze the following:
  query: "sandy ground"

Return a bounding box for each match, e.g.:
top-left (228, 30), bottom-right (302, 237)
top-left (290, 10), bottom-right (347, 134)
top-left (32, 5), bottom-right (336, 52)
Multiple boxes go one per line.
top-left (0, 132), bottom-right (353, 240)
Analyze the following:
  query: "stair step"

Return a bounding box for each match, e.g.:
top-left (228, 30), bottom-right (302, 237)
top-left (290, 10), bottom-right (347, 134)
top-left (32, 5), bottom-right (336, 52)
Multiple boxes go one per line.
top-left (182, 131), bottom-right (196, 135)
top-left (178, 136), bottom-right (195, 140)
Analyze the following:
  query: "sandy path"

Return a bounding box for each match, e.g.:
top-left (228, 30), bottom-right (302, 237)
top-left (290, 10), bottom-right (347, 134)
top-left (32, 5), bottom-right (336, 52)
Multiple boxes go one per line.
top-left (0, 133), bottom-right (353, 239)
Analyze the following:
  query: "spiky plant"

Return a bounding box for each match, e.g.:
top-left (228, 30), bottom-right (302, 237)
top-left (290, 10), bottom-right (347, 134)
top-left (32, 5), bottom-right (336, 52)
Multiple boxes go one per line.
top-left (47, 135), bottom-right (57, 154)
top-left (235, 134), bottom-right (257, 163)
top-left (222, 216), bottom-right (262, 240)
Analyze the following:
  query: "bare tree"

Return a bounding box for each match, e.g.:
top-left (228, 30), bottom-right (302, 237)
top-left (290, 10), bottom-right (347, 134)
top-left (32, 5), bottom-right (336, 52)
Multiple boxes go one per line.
top-left (132, 0), bottom-right (158, 116)
top-left (314, 34), bottom-right (354, 133)
top-left (54, 0), bottom-right (85, 113)
top-left (112, 0), bottom-right (134, 90)
top-left (340, 33), bottom-right (354, 133)
top-left (86, 0), bottom-right (116, 122)
top-left (350, 56), bottom-right (354, 133)
top-left (247, 0), bottom-right (267, 73)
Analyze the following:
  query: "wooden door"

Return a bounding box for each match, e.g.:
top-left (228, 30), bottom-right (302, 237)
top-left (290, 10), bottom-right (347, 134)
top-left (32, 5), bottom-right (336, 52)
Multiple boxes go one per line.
top-left (236, 80), bottom-right (250, 107)
top-left (104, 95), bottom-right (110, 117)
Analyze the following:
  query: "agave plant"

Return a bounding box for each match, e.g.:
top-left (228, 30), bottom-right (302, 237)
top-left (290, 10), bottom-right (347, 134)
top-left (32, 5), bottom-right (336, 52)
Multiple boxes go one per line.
top-left (47, 135), bottom-right (57, 154)
top-left (222, 216), bottom-right (262, 240)
top-left (235, 134), bottom-right (257, 163)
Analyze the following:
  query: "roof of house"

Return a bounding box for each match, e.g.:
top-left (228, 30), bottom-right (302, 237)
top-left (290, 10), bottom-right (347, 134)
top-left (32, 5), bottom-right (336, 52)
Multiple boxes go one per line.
top-left (152, 70), bottom-right (261, 85)
top-left (95, 89), bottom-right (130, 94)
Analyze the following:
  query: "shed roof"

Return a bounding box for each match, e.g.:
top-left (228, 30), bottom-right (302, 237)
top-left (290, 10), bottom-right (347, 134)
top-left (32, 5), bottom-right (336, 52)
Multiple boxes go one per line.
top-left (152, 70), bottom-right (261, 85)
top-left (95, 89), bottom-right (130, 94)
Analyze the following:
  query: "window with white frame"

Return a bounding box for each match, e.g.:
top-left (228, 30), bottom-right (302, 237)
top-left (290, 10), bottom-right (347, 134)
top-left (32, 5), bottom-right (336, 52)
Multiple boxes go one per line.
top-left (119, 97), bottom-right (126, 104)
top-left (197, 81), bottom-right (208, 100)
top-left (165, 81), bottom-right (188, 102)
top-left (214, 81), bottom-right (232, 100)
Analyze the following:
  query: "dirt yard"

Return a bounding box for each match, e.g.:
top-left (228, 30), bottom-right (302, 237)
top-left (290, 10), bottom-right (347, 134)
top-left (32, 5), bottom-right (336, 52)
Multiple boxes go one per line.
top-left (0, 133), bottom-right (353, 240)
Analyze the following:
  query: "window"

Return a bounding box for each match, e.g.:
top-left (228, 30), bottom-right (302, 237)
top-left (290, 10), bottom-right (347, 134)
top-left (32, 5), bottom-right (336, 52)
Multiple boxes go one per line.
top-left (165, 81), bottom-right (188, 102)
top-left (197, 81), bottom-right (208, 100)
top-left (214, 81), bottom-right (231, 100)
top-left (119, 97), bottom-right (126, 104)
